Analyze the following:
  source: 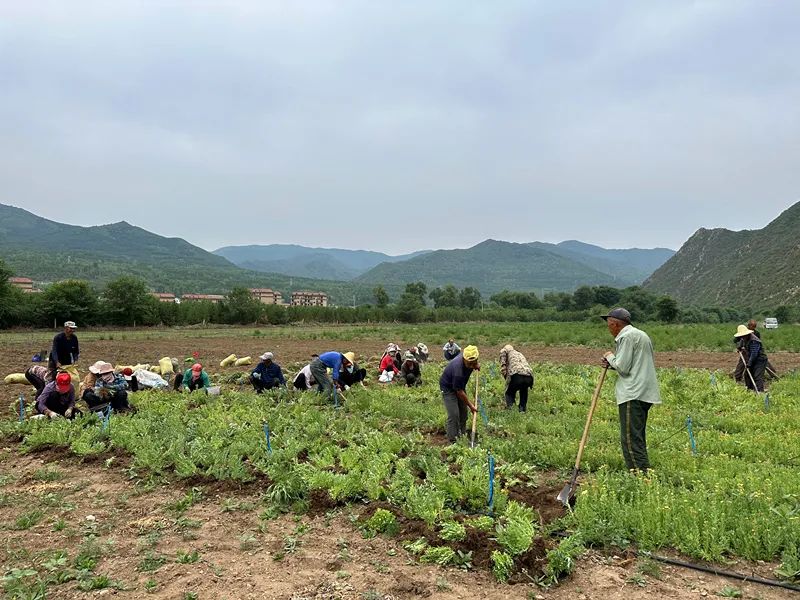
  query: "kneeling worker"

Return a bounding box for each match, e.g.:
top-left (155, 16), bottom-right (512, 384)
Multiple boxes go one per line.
top-left (36, 372), bottom-right (77, 419)
top-left (439, 345), bottom-right (479, 443)
top-left (250, 352), bottom-right (286, 393)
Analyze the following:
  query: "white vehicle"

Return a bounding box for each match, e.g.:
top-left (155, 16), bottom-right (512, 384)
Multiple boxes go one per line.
top-left (764, 317), bottom-right (779, 329)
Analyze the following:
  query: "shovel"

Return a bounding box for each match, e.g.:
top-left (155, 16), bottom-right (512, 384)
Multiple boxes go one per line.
top-left (469, 373), bottom-right (479, 448)
top-left (557, 366), bottom-right (608, 506)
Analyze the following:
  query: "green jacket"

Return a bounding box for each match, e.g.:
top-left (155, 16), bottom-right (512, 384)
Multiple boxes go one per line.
top-left (183, 368), bottom-right (210, 389)
top-left (606, 325), bottom-right (661, 405)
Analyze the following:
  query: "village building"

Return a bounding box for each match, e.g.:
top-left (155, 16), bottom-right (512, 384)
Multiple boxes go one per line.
top-left (250, 288), bottom-right (283, 305)
top-left (150, 292), bottom-right (177, 303)
top-left (181, 293), bottom-right (225, 304)
top-left (9, 277), bottom-right (39, 293)
top-left (291, 291), bottom-right (329, 307)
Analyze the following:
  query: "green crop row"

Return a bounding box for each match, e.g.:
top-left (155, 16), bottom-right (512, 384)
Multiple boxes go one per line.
top-left (2, 362), bottom-right (799, 584)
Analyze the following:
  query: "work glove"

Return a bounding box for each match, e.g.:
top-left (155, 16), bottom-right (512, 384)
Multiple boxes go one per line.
top-left (48, 411), bottom-right (62, 419)
top-left (252, 373), bottom-right (261, 380)
top-left (64, 407), bottom-right (73, 418)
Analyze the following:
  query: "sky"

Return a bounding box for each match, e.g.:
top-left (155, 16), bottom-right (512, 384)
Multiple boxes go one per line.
top-left (1, 1), bottom-right (799, 255)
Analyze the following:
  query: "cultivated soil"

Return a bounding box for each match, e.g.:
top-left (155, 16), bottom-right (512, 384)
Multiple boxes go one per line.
top-left (2, 333), bottom-right (798, 598)
top-left (1, 449), bottom-right (796, 600)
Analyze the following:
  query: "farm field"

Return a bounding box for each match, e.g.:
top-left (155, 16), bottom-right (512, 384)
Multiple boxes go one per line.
top-left (1, 323), bottom-right (800, 599)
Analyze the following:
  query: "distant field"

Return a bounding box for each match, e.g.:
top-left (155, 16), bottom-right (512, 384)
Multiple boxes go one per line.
top-left (1, 322), bottom-right (799, 353)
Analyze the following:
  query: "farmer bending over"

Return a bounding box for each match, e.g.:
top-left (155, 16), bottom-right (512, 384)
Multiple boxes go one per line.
top-left (442, 339), bottom-right (461, 361)
top-left (310, 352), bottom-right (352, 401)
top-left (499, 344), bottom-right (534, 412)
top-left (601, 308), bottom-right (661, 472)
top-left (250, 352), bottom-right (286, 393)
top-left (48, 321), bottom-right (79, 381)
top-left (338, 352), bottom-right (367, 389)
top-left (733, 324), bottom-right (768, 392)
top-left (35, 372), bottom-right (78, 419)
top-left (439, 345), bottom-right (479, 443)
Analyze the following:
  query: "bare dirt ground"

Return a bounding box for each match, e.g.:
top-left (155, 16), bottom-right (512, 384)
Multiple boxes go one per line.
top-left (1, 449), bottom-right (795, 600)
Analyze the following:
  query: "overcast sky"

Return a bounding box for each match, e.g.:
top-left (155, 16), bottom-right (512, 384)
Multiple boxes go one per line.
top-left (1, 1), bottom-right (798, 255)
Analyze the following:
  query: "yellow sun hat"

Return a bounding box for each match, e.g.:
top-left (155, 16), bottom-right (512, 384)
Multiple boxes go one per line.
top-left (734, 325), bottom-right (753, 338)
top-left (462, 345), bottom-right (479, 362)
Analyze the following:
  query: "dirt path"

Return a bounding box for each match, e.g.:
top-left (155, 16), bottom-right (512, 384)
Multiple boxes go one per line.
top-left (0, 449), bottom-right (795, 599)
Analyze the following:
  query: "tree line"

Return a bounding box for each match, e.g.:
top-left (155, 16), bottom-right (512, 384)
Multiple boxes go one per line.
top-left (0, 259), bottom-right (793, 329)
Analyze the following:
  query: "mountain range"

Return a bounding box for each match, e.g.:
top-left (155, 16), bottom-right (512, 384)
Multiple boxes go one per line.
top-left (213, 244), bottom-right (430, 280)
top-left (0, 202), bottom-right (680, 304)
top-left (644, 201), bottom-right (800, 307)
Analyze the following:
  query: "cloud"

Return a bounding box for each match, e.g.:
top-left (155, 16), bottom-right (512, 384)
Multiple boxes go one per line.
top-left (1, 1), bottom-right (798, 254)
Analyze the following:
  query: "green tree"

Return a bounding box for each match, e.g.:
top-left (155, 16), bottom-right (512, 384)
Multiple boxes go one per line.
top-left (572, 286), bottom-right (596, 310)
top-left (404, 282), bottom-right (428, 306)
top-left (429, 285), bottom-right (459, 308)
top-left (593, 286), bottom-right (621, 307)
top-left (458, 287), bottom-right (482, 310)
top-left (373, 285), bottom-right (389, 308)
top-left (40, 279), bottom-right (99, 326)
top-left (102, 276), bottom-right (159, 325)
top-left (0, 259), bottom-right (22, 328)
top-left (773, 305), bottom-right (793, 324)
top-left (223, 287), bottom-right (263, 324)
top-left (655, 296), bottom-right (679, 322)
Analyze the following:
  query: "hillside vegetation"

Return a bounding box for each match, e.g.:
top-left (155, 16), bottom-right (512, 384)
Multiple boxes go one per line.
top-left (644, 201), bottom-right (800, 307)
top-left (0, 204), bottom-right (390, 303)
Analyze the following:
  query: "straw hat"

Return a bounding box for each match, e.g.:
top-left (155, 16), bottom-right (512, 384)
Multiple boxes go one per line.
top-left (343, 352), bottom-right (355, 364)
top-left (734, 324), bottom-right (754, 338)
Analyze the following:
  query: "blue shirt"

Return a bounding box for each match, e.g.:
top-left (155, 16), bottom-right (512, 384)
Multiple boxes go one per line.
top-left (439, 357), bottom-right (473, 392)
top-left (318, 352), bottom-right (343, 381)
top-left (251, 361), bottom-right (286, 385)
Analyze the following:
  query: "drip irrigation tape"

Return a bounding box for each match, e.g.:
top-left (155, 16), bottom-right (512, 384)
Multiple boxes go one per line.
top-left (641, 553), bottom-right (800, 593)
top-left (487, 453), bottom-right (495, 514)
top-left (548, 531), bottom-right (800, 592)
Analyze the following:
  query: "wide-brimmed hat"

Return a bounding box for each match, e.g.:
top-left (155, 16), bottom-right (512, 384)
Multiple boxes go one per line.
top-left (734, 324), bottom-right (754, 338)
top-left (89, 360), bottom-right (113, 375)
top-left (601, 307), bottom-right (632, 324)
top-left (55, 372), bottom-right (72, 393)
top-left (403, 351), bottom-right (416, 361)
top-left (343, 352), bottom-right (355, 364)
top-left (259, 352), bottom-right (274, 361)
top-left (64, 321), bottom-right (78, 329)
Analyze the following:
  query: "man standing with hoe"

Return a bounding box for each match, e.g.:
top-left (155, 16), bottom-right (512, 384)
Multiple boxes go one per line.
top-left (602, 308), bottom-right (661, 472)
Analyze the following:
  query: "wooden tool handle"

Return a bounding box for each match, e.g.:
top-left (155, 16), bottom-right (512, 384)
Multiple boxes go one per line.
top-left (573, 366), bottom-right (608, 470)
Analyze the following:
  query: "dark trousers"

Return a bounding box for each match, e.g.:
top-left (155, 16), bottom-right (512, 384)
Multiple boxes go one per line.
top-left (173, 372), bottom-right (183, 391)
top-left (251, 376), bottom-right (281, 394)
top-left (402, 373), bottom-right (422, 387)
top-left (505, 374), bottom-right (533, 411)
top-left (84, 390), bottom-right (130, 411)
top-left (186, 378), bottom-right (205, 392)
top-left (442, 390), bottom-right (468, 442)
top-left (293, 373), bottom-right (309, 390)
top-left (444, 350), bottom-right (460, 361)
top-left (619, 400), bottom-right (652, 471)
top-left (746, 358), bottom-right (767, 392)
top-left (25, 369), bottom-right (47, 396)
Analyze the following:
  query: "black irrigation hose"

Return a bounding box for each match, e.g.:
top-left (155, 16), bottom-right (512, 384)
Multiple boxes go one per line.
top-left (641, 552), bottom-right (800, 593)
top-left (549, 531), bottom-right (800, 592)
